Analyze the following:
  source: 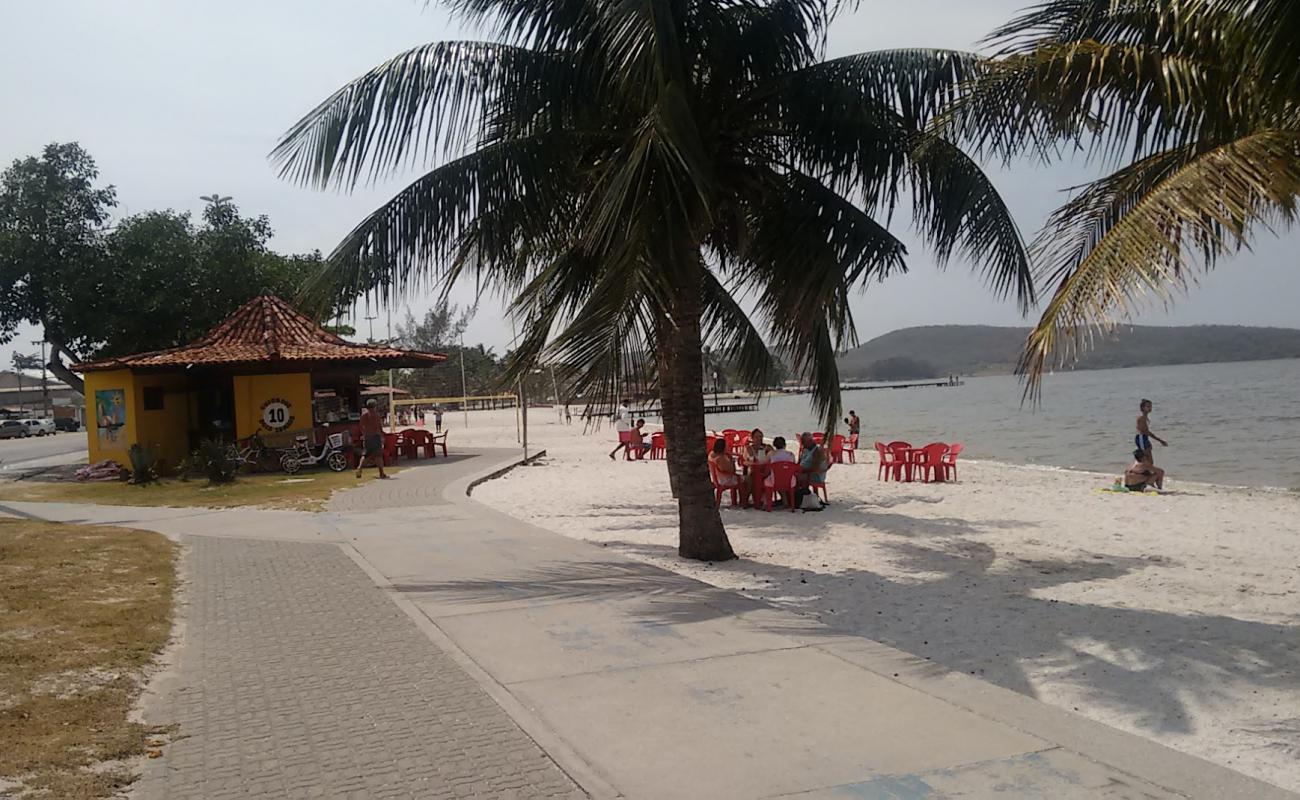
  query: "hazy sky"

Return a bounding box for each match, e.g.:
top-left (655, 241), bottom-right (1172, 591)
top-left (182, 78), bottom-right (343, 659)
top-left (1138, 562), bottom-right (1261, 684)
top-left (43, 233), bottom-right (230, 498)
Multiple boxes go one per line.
top-left (3, 0), bottom-right (1298, 371)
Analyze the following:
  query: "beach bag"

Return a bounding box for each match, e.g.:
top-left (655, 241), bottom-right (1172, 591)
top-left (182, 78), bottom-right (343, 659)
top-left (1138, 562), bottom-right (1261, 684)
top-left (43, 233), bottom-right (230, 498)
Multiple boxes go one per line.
top-left (797, 487), bottom-right (823, 511)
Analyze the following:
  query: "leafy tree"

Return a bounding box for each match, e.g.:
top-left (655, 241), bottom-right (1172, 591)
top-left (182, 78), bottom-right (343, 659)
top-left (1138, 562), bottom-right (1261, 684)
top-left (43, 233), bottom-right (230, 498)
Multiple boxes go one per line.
top-left (0, 142), bottom-right (116, 392)
top-left (93, 202), bottom-right (332, 358)
top-left (396, 301), bottom-right (472, 351)
top-left (951, 0), bottom-right (1300, 395)
top-left (274, 0), bottom-right (1033, 561)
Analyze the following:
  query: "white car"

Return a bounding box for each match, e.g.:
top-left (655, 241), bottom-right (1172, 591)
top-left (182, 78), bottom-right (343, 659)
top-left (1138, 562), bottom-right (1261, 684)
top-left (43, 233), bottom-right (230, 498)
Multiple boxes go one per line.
top-left (22, 418), bottom-right (56, 437)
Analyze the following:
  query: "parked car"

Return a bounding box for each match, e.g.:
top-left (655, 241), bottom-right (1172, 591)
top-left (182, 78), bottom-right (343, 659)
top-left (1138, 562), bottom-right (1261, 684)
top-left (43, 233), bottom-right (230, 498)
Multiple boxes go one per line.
top-left (53, 417), bottom-right (80, 432)
top-left (22, 418), bottom-right (56, 437)
top-left (0, 419), bottom-right (28, 439)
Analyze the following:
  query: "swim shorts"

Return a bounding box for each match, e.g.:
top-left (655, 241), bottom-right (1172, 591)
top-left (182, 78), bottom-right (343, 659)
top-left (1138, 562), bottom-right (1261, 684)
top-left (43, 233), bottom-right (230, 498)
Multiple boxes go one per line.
top-left (1134, 434), bottom-right (1151, 451)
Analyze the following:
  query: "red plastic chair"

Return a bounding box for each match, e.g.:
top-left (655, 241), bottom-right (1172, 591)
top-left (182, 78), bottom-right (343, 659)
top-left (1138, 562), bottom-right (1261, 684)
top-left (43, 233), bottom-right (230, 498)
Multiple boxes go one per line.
top-left (397, 432), bottom-right (419, 461)
top-left (765, 461), bottom-right (800, 512)
top-left (430, 430), bottom-right (448, 457)
top-left (829, 434), bottom-right (846, 464)
top-left (810, 461), bottom-right (830, 502)
top-left (382, 433), bottom-right (399, 466)
top-left (913, 443), bottom-right (950, 483)
top-left (708, 460), bottom-right (742, 508)
top-left (705, 435), bottom-right (717, 455)
top-left (846, 433), bottom-right (858, 463)
top-left (649, 432), bottom-right (666, 460)
top-left (875, 442), bottom-right (907, 481)
top-left (812, 432), bottom-right (826, 445)
top-left (941, 443), bottom-right (964, 481)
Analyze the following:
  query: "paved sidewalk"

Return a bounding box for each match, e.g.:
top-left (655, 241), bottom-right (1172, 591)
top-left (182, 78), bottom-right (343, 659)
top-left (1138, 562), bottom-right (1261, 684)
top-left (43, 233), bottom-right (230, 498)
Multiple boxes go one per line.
top-left (2, 451), bottom-right (1295, 800)
top-left (136, 535), bottom-right (581, 800)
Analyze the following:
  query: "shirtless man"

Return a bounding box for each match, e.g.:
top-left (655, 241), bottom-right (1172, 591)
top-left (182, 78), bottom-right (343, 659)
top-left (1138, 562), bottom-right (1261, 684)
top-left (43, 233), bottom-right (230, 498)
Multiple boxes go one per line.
top-left (1135, 398), bottom-right (1169, 458)
top-left (355, 399), bottom-right (389, 479)
top-left (1125, 449), bottom-right (1165, 491)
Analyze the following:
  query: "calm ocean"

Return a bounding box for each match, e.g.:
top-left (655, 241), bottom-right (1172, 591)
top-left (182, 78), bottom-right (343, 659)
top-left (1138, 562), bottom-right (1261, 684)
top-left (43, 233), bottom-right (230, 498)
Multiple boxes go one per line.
top-left (704, 359), bottom-right (1300, 489)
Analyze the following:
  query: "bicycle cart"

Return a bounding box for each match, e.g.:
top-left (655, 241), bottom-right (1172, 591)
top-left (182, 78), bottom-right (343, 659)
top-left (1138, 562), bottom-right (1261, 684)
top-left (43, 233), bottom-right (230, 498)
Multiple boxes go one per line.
top-left (280, 432), bottom-right (350, 474)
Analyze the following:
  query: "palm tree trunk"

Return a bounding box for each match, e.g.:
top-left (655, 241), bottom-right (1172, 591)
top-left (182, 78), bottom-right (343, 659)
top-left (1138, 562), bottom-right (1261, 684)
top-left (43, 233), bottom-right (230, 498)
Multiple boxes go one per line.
top-left (657, 346), bottom-right (681, 499)
top-left (662, 286), bottom-right (736, 562)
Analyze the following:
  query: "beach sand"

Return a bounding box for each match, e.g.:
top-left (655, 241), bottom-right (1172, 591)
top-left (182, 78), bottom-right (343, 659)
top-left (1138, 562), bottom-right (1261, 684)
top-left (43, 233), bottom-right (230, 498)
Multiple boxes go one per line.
top-left (445, 408), bottom-right (1300, 791)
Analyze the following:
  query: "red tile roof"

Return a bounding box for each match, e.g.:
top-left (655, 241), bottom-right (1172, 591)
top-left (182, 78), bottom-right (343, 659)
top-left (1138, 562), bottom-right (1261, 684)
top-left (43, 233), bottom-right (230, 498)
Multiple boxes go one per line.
top-left (74, 296), bottom-right (447, 372)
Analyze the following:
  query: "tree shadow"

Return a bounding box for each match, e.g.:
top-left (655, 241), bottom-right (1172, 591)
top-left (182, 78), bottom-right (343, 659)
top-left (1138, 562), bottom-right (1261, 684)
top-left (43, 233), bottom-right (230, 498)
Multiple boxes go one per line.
top-left (402, 537), bottom-right (1298, 742)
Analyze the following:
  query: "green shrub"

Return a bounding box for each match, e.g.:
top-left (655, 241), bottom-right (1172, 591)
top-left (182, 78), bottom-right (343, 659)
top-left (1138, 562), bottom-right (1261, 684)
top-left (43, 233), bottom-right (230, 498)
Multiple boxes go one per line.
top-left (195, 439), bottom-right (240, 485)
top-left (127, 444), bottom-right (159, 485)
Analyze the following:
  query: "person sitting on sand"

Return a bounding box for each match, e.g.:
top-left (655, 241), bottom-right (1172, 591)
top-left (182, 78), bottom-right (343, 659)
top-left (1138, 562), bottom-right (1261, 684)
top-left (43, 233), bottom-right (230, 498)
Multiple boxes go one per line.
top-left (770, 436), bottom-right (795, 463)
top-left (1125, 449), bottom-right (1165, 491)
top-left (709, 438), bottom-right (751, 506)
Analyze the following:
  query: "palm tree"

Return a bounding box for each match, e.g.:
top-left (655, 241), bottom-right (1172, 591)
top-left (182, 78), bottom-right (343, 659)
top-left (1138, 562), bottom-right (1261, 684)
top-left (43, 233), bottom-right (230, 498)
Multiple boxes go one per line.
top-left (950, 0), bottom-right (1300, 395)
top-left (273, 0), bottom-right (1033, 561)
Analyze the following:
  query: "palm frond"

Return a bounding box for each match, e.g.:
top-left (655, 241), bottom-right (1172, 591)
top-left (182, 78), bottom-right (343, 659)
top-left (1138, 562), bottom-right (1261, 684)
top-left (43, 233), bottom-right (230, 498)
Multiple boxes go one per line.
top-left (906, 134), bottom-right (1034, 310)
top-left (1020, 129), bottom-right (1300, 396)
top-left (271, 41), bottom-right (571, 188)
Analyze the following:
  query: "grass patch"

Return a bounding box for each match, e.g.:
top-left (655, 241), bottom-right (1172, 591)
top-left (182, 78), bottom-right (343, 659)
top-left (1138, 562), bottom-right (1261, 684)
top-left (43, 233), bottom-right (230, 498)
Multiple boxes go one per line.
top-left (0, 519), bottom-right (176, 799)
top-left (0, 468), bottom-right (398, 512)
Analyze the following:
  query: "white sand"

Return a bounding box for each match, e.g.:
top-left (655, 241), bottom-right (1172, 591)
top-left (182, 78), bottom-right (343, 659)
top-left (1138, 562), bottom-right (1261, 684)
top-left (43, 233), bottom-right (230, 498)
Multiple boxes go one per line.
top-left (450, 408), bottom-right (1300, 791)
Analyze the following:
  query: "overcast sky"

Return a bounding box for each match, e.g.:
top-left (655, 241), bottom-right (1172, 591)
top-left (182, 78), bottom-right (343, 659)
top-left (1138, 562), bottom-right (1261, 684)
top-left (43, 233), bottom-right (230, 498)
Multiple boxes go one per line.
top-left (3, 0), bottom-right (1298, 371)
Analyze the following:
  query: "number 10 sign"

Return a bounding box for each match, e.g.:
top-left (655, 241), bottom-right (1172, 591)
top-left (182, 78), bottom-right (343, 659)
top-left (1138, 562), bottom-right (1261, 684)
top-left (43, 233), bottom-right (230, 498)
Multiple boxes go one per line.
top-left (259, 398), bottom-right (295, 432)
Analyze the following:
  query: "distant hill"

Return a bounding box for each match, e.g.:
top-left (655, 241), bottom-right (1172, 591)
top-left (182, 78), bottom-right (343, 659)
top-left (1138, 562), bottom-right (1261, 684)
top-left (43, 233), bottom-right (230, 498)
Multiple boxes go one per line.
top-left (837, 325), bottom-right (1300, 379)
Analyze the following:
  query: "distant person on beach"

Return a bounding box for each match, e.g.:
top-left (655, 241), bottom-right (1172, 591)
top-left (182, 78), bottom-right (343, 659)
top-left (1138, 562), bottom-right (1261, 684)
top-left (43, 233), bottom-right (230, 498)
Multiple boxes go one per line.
top-left (1125, 449), bottom-right (1165, 491)
top-left (770, 436), bottom-right (795, 463)
top-left (564, 404), bottom-right (572, 425)
top-left (609, 399), bottom-right (632, 459)
top-left (434, 405), bottom-right (443, 432)
top-left (355, 399), bottom-right (389, 480)
top-left (1135, 399), bottom-right (1169, 457)
top-left (844, 411), bottom-right (860, 445)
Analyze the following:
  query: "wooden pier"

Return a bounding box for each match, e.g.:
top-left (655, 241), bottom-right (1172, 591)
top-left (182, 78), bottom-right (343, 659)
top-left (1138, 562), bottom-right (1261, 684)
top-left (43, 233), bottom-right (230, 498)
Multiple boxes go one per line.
top-left (584, 399), bottom-right (760, 419)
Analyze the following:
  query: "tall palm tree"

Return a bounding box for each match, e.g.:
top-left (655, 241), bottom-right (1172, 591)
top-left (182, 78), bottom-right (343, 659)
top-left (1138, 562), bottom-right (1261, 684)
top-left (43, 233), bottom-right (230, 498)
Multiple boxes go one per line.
top-left (950, 0), bottom-right (1300, 395)
top-left (273, 0), bottom-right (1032, 561)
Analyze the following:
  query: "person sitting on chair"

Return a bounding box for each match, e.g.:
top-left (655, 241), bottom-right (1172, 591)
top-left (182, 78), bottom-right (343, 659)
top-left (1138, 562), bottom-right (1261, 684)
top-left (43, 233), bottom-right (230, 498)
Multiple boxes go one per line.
top-left (709, 438), bottom-right (751, 506)
top-left (628, 419), bottom-right (651, 459)
top-left (770, 436), bottom-right (796, 463)
top-left (796, 432), bottom-right (828, 489)
top-left (1125, 449), bottom-right (1165, 491)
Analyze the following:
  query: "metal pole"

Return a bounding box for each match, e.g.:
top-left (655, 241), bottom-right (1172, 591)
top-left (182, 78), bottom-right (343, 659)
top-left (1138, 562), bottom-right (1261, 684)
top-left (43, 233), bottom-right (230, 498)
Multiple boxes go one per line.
top-left (550, 365), bottom-right (562, 423)
top-left (32, 340), bottom-right (49, 419)
top-left (509, 317), bottom-right (520, 443)
top-left (386, 294), bottom-right (395, 433)
top-left (521, 377), bottom-right (528, 462)
top-left (459, 331), bottom-right (469, 428)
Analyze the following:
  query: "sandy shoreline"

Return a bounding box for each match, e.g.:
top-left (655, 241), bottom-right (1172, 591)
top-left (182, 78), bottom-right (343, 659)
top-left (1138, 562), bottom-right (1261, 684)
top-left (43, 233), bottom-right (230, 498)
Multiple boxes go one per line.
top-left (443, 407), bottom-right (1300, 791)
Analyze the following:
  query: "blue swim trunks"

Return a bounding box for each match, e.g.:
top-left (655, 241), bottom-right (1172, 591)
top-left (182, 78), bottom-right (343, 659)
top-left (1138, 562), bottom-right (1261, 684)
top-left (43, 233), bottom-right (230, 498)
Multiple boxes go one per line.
top-left (1135, 433), bottom-right (1151, 451)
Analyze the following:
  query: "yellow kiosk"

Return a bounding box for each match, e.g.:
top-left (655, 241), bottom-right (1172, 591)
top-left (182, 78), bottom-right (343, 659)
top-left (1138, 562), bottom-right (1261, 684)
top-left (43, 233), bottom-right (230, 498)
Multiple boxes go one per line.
top-left (75, 296), bottom-right (446, 469)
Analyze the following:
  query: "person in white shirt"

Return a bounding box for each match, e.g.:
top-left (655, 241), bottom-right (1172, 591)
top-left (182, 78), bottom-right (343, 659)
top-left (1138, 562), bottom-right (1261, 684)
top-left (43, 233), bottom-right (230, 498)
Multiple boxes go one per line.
top-left (609, 399), bottom-right (633, 460)
top-left (769, 436), bottom-right (796, 463)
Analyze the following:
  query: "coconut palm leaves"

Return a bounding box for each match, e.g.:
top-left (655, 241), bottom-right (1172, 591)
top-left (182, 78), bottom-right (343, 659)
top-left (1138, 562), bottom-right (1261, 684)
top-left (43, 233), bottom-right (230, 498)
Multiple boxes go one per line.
top-left (275, 0), bottom-right (1032, 560)
top-left (953, 0), bottom-right (1300, 395)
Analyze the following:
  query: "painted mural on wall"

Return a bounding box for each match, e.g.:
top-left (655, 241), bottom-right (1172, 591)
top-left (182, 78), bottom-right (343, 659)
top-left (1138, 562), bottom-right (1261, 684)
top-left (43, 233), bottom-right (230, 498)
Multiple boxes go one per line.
top-left (95, 389), bottom-right (127, 445)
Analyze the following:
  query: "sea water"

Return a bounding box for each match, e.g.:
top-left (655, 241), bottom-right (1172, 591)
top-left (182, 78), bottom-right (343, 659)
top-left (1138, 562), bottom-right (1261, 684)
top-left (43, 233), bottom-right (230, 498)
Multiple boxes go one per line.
top-left (703, 359), bottom-right (1300, 489)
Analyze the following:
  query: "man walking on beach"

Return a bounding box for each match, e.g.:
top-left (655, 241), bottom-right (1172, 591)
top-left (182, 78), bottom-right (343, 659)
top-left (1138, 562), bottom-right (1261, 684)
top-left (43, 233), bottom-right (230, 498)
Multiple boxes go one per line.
top-left (1135, 399), bottom-right (1169, 458)
top-left (609, 399), bottom-right (632, 460)
top-left (356, 399), bottom-right (390, 479)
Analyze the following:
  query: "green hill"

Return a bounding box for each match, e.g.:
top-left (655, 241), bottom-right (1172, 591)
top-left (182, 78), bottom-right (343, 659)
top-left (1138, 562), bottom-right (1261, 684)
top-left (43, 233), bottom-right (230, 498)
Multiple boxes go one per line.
top-left (837, 325), bottom-right (1300, 379)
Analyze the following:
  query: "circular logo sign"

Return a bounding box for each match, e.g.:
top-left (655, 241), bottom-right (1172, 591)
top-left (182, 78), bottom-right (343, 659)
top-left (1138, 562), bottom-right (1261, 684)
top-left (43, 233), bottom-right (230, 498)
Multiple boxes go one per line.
top-left (259, 398), bottom-right (295, 431)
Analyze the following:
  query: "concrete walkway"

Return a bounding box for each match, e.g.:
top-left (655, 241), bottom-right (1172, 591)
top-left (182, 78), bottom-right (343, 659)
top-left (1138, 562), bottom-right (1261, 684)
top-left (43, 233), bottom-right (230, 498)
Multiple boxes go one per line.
top-left (2, 451), bottom-right (1294, 800)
